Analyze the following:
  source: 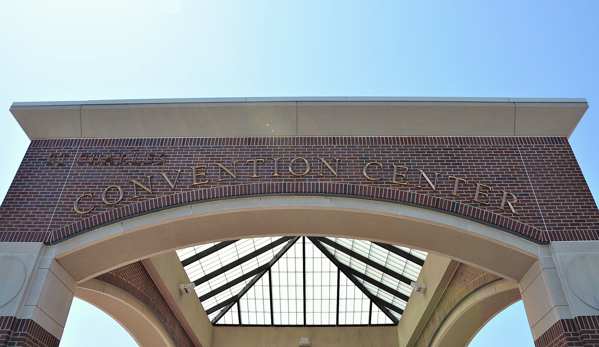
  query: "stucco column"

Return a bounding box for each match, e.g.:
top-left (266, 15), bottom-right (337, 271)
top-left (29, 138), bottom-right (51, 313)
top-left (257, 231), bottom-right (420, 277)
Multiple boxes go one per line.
top-left (0, 243), bottom-right (75, 347)
top-left (520, 241), bottom-right (599, 347)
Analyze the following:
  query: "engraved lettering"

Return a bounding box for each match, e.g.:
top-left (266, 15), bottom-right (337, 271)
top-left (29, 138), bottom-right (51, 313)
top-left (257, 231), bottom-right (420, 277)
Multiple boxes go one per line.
top-left (89, 154), bottom-right (103, 165)
top-left (448, 176), bottom-right (467, 196)
top-left (103, 155), bottom-right (114, 166)
top-left (145, 154), bottom-right (154, 165)
top-left (289, 157), bottom-right (310, 176)
top-left (74, 193), bottom-right (95, 215)
top-left (391, 165), bottom-right (409, 185)
top-left (473, 183), bottom-right (492, 205)
top-left (190, 166), bottom-right (209, 186)
top-left (271, 158), bottom-right (282, 177)
top-left (46, 155), bottom-right (56, 166)
top-left (216, 162), bottom-right (238, 182)
top-left (102, 185), bottom-right (124, 205)
top-left (119, 154), bottom-right (128, 165)
top-left (131, 153), bottom-right (140, 165)
top-left (363, 162), bottom-right (383, 181)
top-left (58, 154), bottom-right (68, 166)
top-left (417, 169), bottom-right (440, 190)
top-left (77, 154), bottom-right (87, 165)
top-left (161, 169), bottom-right (183, 189)
top-left (131, 176), bottom-right (153, 198)
top-left (158, 154), bottom-right (167, 165)
top-left (500, 191), bottom-right (519, 215)
top-left (246, 159), bottom-right (265, 178)
top-left (317, 158), bottom-right (340, 177)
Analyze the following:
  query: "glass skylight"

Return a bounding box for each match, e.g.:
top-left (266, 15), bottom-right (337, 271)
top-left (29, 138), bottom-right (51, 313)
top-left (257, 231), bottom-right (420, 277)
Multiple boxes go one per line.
top-left (176, 236), bottom-right (427, 326)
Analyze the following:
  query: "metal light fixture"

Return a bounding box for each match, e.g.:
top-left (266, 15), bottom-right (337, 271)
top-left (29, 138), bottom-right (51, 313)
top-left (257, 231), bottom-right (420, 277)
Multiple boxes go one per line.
top-left (299, 337), bottom-right (311, 346)
top-left (410, 281), bottom-right (427, 294)
top-left (179, 283), bottom-right (196, 294)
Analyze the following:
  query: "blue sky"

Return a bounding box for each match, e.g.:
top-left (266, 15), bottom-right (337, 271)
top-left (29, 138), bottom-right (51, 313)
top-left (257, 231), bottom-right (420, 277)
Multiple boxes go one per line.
top-left (1, 0), bottom-right (598, 346)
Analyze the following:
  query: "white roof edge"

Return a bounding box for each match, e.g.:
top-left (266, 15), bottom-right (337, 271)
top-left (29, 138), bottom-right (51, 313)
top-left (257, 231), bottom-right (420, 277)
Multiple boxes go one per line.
top-left (9, 97), bottom-right (590, 139)
top-left (10, 96), bottom-right (589, 108)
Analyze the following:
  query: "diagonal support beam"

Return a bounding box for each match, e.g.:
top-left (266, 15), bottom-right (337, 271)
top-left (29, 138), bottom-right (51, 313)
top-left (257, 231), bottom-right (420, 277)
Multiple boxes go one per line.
top-left (199, 264), bottom-right (270, 302)
top-left (316, 237), bottom-right (413, 285)
top-left (194, 237), bottom-right (292, 286)
top-left (338, 262), bottom-right (410, 302)
top-left (181, 240), bottom-right (239, 267)
top-left (205, 296), bottom-right (237, 315)
top-left (309, 237), bottom-right (400, 325)
top-left (211, 236), bottom-right (301, 324)
top-left (373, 242), bottom-right (425, 266)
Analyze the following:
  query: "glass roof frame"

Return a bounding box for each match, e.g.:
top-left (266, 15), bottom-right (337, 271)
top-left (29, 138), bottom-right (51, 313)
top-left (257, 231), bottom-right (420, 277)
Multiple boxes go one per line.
top-left (177, 236), bottom-right (427, 327)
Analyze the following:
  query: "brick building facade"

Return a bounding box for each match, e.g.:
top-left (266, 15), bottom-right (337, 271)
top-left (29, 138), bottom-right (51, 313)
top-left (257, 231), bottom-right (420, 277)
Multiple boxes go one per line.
top-left (1, 98), bottom-right (597, 347)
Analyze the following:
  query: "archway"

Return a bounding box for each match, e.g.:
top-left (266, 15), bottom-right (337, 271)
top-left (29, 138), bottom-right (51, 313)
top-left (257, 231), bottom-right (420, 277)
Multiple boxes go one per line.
top-left (41, 196), bottom-right (538, 347)
top-left (51, 196), bottom-right (540, 283)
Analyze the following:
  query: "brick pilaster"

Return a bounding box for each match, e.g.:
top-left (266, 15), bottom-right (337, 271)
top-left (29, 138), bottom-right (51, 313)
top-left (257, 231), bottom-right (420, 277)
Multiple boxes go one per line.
top-left (535, 316), bottom-right (599, 347)
top-left (0, 317), bottom-right (59, 347)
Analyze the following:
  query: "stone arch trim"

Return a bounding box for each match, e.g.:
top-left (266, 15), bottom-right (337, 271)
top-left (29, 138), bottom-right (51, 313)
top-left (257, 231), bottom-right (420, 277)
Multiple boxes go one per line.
top-left (428, 278), bottom-right (521, 347)
top-left (76, 281), bottom-right (175, 347)
top-left (46, 183), bottom-right (546, 244)
top-left (77, 263), bottom-right (196, 347)
top-left (53, 196), bottom-right (540, 284)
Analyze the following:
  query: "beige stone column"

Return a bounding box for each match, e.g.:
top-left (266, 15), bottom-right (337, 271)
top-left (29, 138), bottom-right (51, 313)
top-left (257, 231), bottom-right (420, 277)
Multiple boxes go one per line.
top-left (0, 243), bottom-right (75, 346)
top-left (519, 241), bottom-right (599, 347)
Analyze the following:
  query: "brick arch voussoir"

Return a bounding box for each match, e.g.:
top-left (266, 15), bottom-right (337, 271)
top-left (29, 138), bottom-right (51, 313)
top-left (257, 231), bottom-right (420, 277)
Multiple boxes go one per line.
top-left (46, 182), bottom-right (546, 244)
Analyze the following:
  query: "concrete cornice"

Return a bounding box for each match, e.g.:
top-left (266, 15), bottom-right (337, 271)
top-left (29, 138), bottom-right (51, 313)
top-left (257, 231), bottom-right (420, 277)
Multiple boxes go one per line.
top-left (10, 97), bottom-right (589, 139)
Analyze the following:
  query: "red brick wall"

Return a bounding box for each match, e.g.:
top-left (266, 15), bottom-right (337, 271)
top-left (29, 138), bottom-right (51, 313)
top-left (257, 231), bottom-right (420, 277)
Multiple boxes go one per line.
top-left (535, 316), bottom-right (599, 347)
top-left (96, 262), bottom-right (196, 347)
top-left (0, 316), bottom-right (59, 347)
top-left (412, 263), bottom-right (500, 347)
top-left (0, 136), bottom-right (597, 244)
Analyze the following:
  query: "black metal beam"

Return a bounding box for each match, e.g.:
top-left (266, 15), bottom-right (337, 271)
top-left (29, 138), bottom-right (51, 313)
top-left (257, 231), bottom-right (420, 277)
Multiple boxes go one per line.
top-left (269, 269), bottom-right (274, 326)
top-left (205, 296), bottom-right (237, 315)
top-left (181, 240), bottom-right (239, 267)
top-left (199, 264), bottom-right (270, 302)
top-left (211, 237), bottom-right (301, 324)
top-left (194, 237), bottom-right (293, 286)
top-left (308, 237), bottom-right (399, 325)
top-left (302, 236), bottom-right (306, 326)
top-left (338, 263), bottom-right (410, 302)
top-left (374, 298), bottom-right (404, 316)
top-left (336, 268), bottom-right (340, 326)
top-left (373, 242), bottom-right (425, 266)
top-left (315, 237), bottom-right (413, 286)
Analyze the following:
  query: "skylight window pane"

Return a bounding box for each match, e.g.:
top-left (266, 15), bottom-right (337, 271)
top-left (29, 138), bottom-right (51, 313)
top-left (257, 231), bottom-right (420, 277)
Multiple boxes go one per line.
top-left (239, 273), bottom-right (270, 326)
top-left (398, 282), bottom-right (413, 297)
top-left (379, 275), bottom-right (400, 292)
top-left (351, 241), bottom-right (370, 258)
top-left (272, 241), bottom-right (303, 325)
top-left (361, 281), bottom-right (394, 305)
top-left (391, 297), bottom-right (407, 310)
top-left (410, 249), bottom-right (428, 260)
top-left (365, 267), bottom-right (384, 282)
top-left (217, 303), bottom-right (239, 325)
top-left (338, 272), bottom-right (370, 325)
top-left (305, 238), bottom-right (336, 325)
top-left (175, 247), bottom-right (195, 260)
top-left (371, 304), bottom-right (394, 325)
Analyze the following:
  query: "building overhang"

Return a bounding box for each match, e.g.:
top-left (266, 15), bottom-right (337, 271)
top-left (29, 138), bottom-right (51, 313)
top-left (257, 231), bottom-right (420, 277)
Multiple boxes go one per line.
top-left (10, 97), bottom-right (588, 139)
